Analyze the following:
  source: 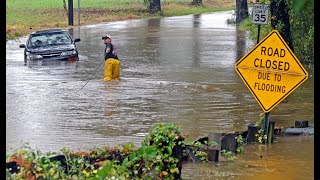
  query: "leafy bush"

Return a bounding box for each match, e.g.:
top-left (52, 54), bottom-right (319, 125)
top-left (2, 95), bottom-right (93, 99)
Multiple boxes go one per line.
top-left (289, 0), bottom-right (314, 64)
top-left (6, 123), bottom-right (185, 179)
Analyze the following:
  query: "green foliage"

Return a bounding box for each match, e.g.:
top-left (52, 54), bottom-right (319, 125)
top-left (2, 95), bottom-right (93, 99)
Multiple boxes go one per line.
top-left (255, 113), bottom-right (268, 144)
top-left (5, 123), bottom-right (184, 179)
top-left (221, 150), bottom-right (236, 161)
top-left (191, 141), bottom-right (209, 162)
top-left (238, 16), bottom-right (272, 40)
top-left (292, 0), bottom-right (314, 14)
top-left (205, 140), bottom-right (219, 148)
top-left (121, 142), bottom-right (135, 153)
top-left (141, 123), bottom-right (183, 178)
top-left (239, 0), bottom-right (314, 64)
top-left (189, 140), bottom-right (220, 162)
top-left (193, 140), bottom-right (219, 149)
top-left (6, 123), bottom-right (244, 179)
top-left (143, 0), bottom-right (151, 6)
top-left (93, 123), bottom-right (184, 179)
top-left (289, 0), bottom-right (314, 64)
top-left (193, 150), bottom-right (209, 162)
top-left (88, 146), bottom-right (111, 160)
top-left (235, 134), bottom-right (244, 154)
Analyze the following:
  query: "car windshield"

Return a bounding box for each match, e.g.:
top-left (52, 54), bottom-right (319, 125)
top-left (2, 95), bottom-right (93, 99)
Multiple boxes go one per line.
top-left (28, 31), bottom-right (72, 48)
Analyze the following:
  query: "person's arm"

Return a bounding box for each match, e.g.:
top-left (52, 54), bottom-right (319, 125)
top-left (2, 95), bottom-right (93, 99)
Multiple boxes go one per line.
top-left (112, 44), bottom-right (118, 56)
top-left (105, 43), bottom-right (112, 54)
top-left (106, 47), bottom-right (111, 54)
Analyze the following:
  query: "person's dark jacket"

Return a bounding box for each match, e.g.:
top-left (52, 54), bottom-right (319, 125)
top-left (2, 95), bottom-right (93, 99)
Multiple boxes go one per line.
top-left (104, 42), bottom-right (119, 60)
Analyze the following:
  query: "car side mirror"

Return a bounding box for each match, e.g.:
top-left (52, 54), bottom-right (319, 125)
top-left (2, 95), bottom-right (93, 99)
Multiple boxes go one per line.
top-left (74, 38), bottom-right (81, 43)
top-left (19, 44), bottom-right (26, 48)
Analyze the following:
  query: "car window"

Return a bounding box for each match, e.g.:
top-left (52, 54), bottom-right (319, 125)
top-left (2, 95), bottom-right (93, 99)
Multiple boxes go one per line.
top-left (28, 31), bottom-right (72, 48)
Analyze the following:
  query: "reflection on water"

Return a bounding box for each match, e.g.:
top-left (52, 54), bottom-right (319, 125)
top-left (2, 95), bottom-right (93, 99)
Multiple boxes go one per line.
top-left (26, 60), bottom-right (79, 67)
top-left (182, 136), bottom-right (314, 179)
top-left (6, 11), bottom-right (313, 179)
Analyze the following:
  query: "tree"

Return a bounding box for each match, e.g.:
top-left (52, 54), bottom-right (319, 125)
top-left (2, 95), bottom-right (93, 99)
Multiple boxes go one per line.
top-left (236, 0), bottom-right (249, 23)
top-left (269, 0), bottom-right (314, 63)
top-left (270, 0), bottom-right (294, 51)
top-left (63, 0), bottom-right (68, 16)
top-left (192, 0), bottom-right (202, 6)
top-left (144, 0), bottom-right (161, 14)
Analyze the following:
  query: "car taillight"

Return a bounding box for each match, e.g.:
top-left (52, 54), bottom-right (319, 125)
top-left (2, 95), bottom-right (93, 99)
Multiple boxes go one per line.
top-left (68, 57), bottom-right (76, 61)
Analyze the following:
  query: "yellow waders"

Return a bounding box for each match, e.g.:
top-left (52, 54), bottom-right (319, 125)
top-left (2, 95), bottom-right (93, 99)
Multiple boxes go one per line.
top-left (104, 58), bottom-right (120, 81)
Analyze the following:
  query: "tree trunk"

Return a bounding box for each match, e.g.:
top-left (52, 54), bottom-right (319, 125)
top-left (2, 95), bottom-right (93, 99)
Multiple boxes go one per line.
top-left (270, 0), bottom-right (294, 51)
top-left (236, 0), bottom-right (249, 24)
top-left (192, 0), bottom-right (202, 6)
top-left (63, 0), bottom-right (68, 16)
top-left (148, 0), bottom-right (161, 14)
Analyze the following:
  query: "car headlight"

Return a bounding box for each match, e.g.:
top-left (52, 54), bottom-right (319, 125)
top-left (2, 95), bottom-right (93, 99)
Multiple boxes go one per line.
top-left (26, 52), bottom-right (42, 60)
top-left (61, 50), bottom-right (76, 56)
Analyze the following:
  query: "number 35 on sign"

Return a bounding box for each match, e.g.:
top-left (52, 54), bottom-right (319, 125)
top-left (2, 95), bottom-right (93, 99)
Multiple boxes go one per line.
top-left (252, 3), bottom-right (269, 25)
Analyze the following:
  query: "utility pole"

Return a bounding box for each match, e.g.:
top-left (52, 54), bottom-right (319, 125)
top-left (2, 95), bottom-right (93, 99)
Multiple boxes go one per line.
top-left (68, 0), bottom-right (74, 26)
top-left (78, 0), bottom-right (80, 26)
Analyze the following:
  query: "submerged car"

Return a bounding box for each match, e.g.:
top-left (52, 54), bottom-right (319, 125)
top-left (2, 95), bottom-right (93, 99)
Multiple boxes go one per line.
top-left (19, 29), bottom-right (81, 63)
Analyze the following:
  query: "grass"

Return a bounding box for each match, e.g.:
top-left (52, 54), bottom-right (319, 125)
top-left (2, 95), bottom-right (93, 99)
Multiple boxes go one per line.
top-left (6, 0), bottom-right (235, 40)
top-left (237, 16), bottom-right (272, 42)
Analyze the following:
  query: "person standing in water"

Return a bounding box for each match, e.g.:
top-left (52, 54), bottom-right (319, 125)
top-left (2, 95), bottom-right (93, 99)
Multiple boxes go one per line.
top-left (102, 35), bottom-right (120, 81)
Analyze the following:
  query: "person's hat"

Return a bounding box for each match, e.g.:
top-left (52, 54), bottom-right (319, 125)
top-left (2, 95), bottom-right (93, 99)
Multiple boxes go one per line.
top-left (102, 35), bottom-right (111, 40)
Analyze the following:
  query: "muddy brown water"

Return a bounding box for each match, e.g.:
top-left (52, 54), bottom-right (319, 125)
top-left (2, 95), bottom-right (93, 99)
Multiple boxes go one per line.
top-left (6, 11), bottom-right (314, 179)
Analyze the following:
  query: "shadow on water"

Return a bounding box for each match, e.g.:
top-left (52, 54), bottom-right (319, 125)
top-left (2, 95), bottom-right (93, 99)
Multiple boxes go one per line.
top-left (6, 11), bottom-right (313, 179)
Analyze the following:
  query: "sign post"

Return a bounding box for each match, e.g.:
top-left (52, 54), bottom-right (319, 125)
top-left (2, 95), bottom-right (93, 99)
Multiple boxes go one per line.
top-left (235, 30), bottom-right (309, 143)
top-left (68, 0), bottom-right (74, 26)
top-left (263, 112), bottom-right (269, 144)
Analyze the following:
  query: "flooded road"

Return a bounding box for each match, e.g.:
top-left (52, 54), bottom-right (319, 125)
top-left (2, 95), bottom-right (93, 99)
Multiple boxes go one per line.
top-left (6, 11), bottom-right (313, 179)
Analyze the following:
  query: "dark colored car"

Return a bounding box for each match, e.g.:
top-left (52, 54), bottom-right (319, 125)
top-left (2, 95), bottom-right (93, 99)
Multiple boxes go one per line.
top-left (19, 29), bottom-right (81, 63)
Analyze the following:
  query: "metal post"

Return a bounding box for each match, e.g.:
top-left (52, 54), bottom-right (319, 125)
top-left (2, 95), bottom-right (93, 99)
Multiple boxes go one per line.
top-left (267, 121), bottom-right (275, 144)
top-left (68, 0), bottom-right (74, 26)
top-left (263, 112), bottom-right (270, 144)
top-left (257, 24), bottom-right (261, 44)
top-left (78, 0), bottom-right (80, 26)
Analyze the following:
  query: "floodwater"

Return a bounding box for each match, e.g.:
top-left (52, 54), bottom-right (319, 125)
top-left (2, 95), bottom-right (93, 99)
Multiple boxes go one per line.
top-left (6, 11), bottom-right (314, 179)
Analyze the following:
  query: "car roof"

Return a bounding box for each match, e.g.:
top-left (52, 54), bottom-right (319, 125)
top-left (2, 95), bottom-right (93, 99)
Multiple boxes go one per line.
top-left (31, 29), bottom-right (68, 35)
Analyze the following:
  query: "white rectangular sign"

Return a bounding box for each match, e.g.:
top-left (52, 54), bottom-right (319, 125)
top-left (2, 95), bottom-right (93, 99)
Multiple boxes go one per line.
top-left (252, 3), bottom-right (269, 25)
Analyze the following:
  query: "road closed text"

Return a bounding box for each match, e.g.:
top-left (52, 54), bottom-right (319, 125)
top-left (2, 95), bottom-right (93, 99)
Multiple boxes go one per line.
top-left (254, 46), bottom-right (290, 71)
top-left (253, 46), bottom-right (288, 93)
top-left (254, 82), bottom-right (286, 93)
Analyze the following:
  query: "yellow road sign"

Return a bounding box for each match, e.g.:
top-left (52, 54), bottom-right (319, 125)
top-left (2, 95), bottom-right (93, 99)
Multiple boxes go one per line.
top-left (234, 30), bottom-right (308, 112)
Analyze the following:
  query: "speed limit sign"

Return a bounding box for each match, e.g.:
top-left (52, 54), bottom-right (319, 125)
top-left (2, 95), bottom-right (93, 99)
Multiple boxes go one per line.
top-left (252, 3), bottom-right (269, 25)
